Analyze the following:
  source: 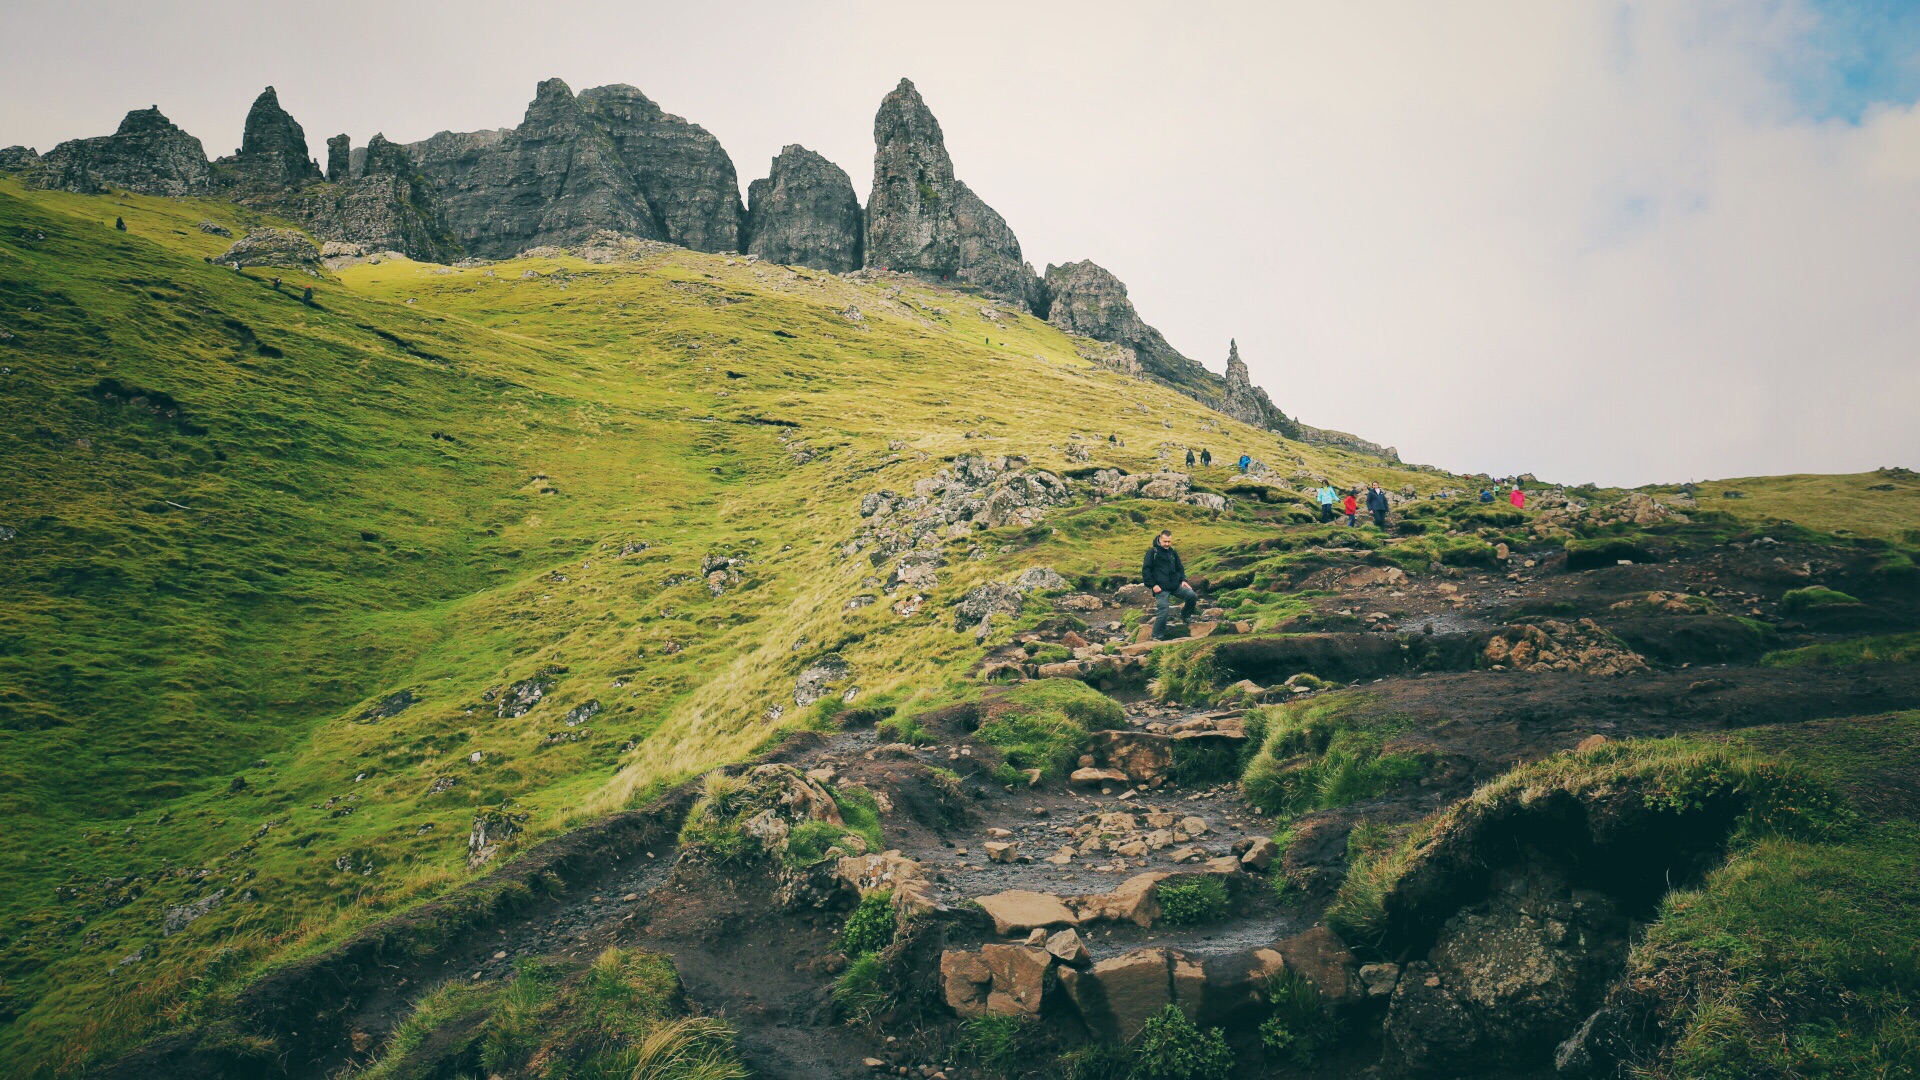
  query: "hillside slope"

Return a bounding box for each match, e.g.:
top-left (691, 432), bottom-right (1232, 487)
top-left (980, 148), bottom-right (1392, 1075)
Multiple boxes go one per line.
top-left (0, 179), bottom-right (1438, 1071)
top-left (5, 182), bottom-right (1917, 1079)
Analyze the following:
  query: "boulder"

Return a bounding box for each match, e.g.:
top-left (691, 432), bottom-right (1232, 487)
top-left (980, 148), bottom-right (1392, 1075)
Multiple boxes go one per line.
top-left (974, 889), bottom-right (1078, 937)
top-left (980, 943), bottom-right (1053, 1016)
top-left (954, 581), bottom-right (1023, 632)
top-left (219, 228), bottom-right (320, 268)
top-left (794, 653), bottom-right (853, 706)
top-left (941, 948), bottom-right (994, 1018)
top-left (1070, 766), bottom-right (1130, 787)
top-left (1240, 836), bottom-right (1280, 870)
top-left (1068, 872), bottom-right (1169, 927)
top-left (1089, 729), bottom-right (1175, 784)
top-left (1059, 948), bottom-right (1173, 1043)
top-left (1045, 928), bottom-right (1091, 967)
top-left (1012, 566), bottom-right (1069, 593)
top-left (1274, 925), bottom-right (1359, 1004)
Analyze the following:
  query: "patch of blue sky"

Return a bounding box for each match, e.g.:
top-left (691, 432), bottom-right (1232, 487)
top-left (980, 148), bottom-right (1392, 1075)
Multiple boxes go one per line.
top-left (1777, 0), bottom-right (1920, 122)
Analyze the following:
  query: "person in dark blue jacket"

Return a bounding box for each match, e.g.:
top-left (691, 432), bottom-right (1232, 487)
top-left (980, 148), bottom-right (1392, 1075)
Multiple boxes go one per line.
top-left (1141, 529), bottom-right (1198, 640)
top-left (1366, 483), bottom-right (1391, 528)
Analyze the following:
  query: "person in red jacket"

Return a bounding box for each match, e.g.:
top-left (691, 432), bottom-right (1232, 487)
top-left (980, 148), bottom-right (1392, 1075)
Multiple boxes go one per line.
top-left (1342, 490), bottom-right (1359, 526)
top-left (1509, 485), bottom-right (1526, 510)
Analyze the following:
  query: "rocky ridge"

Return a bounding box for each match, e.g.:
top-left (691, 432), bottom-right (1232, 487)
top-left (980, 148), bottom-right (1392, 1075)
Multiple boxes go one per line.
top-left (0, 75), bottom-right (1345, 448)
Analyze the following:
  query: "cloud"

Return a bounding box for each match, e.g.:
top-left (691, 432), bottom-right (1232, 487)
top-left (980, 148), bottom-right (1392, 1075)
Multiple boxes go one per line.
top-left (1, 0), bottom-right (1914, 484)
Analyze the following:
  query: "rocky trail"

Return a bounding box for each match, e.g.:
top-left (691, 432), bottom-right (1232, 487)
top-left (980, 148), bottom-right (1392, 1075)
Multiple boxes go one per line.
top-left (117, 495), bottom-right (1920, 1080)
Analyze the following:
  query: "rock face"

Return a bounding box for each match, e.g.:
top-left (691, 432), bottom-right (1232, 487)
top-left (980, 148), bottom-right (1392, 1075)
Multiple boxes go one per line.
top-left (1297, 423), bottom-right (1400, 462)
top-left (1219, 340), bottom-right (1298, 437)
top-left (220, 87), bottom-right (321, 188)
top-left (577, 83), bottom-right (746, 252)
top-left (412, 78), bottom-right (659, 258)
top-left (0, 145), bottom-right (40, 172)
top-left (1385, 865), bottom-right (1629, 1072)
top-left (36, 107), bottom-right (212, 196)
top-left (281, 132), bottom-right (460, 261)
top-left (1043, 261), bottom-right (1213, 394)
top-left (745, 144), bottom-right (862, 271)
top-left (408, 78), bottom-right (752, 259)
top-left (325, 134), bottom-right (350, 182)
top-left (864, 79), bottom-right (1038, 309)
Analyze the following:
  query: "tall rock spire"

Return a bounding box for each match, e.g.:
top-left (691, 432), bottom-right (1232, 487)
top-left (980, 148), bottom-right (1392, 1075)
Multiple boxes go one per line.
top-left (746, 144), bottom-right (862, 272)
top-left (1218, 339), bottom-right (1298, 437)
top-left (865, 78), bottom-right (1039, 310)
top-left (227, 87), bottom-right (321, 188)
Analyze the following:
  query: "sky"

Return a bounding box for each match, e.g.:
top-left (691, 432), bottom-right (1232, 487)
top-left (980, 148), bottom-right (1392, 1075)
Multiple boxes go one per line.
top-left (3, 1), bottom-right (1917, 486)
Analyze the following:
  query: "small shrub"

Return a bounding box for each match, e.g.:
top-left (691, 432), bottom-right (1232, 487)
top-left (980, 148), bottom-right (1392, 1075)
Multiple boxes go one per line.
top-left (1156, 877), bottom-right (1229, 926)
top-left (1781, 586), bottom-right (1861, 613)
top-left (839, 891), bottom-right (896, 956)
top-left (1129, 1004), bottom-right (1233, 1080)
top-left (1258, 969), bottom-right (1342, 1065)
top-left (875, 714), bottom-right (936, 745)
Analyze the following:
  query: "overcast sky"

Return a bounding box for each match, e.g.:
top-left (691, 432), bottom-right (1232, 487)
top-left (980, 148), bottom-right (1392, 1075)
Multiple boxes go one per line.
top-left (4, 1), bottom-right (1917, 485)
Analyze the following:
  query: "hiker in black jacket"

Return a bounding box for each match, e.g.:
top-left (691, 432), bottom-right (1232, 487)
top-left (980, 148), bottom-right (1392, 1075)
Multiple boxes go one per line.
top-left (1366, 483), bottom-right (1391, 528)
top-left (1142, 529), bottom-right (1199, 640)
top-left (1185, 448), bottom-right (1196, 467)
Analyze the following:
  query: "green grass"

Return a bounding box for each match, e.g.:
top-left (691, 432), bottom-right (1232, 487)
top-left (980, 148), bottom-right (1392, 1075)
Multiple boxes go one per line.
top-left (1680, 470), bottom-right (1920, 543)
top-left (1238, 693), bottom-right (1423, 818)
top-left (1325, 729), bottom-right (1864, 949)
top-left (3, 179), bottom-right (1913, 1076)
top-left (356, 947), bottom-right (743, 1080)
top-left (972, 680), bottom-right (1126, 779)
top-left (1155, 876), bottom-right (1230, 925)
top-left (1762, 632), bottom-right (1920, 668)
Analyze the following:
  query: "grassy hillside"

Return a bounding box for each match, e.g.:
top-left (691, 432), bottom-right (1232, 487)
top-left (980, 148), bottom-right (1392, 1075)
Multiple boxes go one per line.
top-left (0, 179), bottom-right (1448, 1072)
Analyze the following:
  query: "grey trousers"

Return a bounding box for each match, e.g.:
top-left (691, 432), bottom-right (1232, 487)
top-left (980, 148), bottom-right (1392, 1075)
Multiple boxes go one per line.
top-left (1152, 583), bottom-right (1199, 638)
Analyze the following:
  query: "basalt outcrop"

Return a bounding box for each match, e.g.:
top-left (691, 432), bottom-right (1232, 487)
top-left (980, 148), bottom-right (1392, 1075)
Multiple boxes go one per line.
top-left (217, 86), bottom-right (322, 190)
top-left (864, 78), bottom-right (1040, 310)
top-left (14, 76), bottom-right (1307, 438)
top-left (746, 144), bottom-right (862, 272)
top-left (34, 107), bottom-right (213, 196)
top-left (1042, 260), bottom-right (1214, 395)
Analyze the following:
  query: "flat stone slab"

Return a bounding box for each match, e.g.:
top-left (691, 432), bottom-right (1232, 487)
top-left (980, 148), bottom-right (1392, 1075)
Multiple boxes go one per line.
top-left (975, 889), bottom-right (1079, 936)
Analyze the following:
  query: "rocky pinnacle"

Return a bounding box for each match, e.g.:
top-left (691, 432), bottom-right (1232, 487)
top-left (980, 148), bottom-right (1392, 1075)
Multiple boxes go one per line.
top-left (865, 78), bottom-right (1039, 310)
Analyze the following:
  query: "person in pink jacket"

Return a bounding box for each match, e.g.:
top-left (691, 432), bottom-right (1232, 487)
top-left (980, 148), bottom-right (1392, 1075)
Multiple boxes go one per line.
top-left (1509, 485), bottom-right (1526, 509)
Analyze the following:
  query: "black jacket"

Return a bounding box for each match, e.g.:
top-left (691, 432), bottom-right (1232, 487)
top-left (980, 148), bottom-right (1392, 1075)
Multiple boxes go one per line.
top-left (1366, 488), bottom-right (1390, 513)
top-left (1142, 543), bottom-right (1187, 591)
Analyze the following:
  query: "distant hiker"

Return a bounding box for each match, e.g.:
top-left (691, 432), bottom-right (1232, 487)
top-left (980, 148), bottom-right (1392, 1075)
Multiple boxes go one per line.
top-left (1201, 448), bottom-right (1212, 467)
top-left (1238, 453), bottom-right (1252, 474)
top-left (1317, 482), bottom-right (1339, 522)
top-left (1185, 448), bottom-right (1196, 467)
top-left (302, 286), bottom-right (314, 306)
top-left (1142, 529), bottom-right (1199, 641)
top-left (271, 276), bottom-right (282, 291)
top-left (1109, 433), bottom-right (1118, 444)
top-left (1510, 485), bottom-right (1526, 510)
top-left (1367, 482), bottom-right (1390, 528)
top-left (1343, 490), bottom-right (1359, 526)
top-left (1479, 489), bottom-right (1494, 503)
top-left (115, 217), bottom-right (126, 231)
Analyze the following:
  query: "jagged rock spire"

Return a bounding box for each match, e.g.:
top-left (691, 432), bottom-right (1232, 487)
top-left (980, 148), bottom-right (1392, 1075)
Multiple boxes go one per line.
top-left (230, 86), bottom-right (321, 188)
top-left (326, 134), bottom-right (350, 182)
top-left (746, 144), bottom-right (862, 272)
top-left (866, 78), bottom-right (1039, 310)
